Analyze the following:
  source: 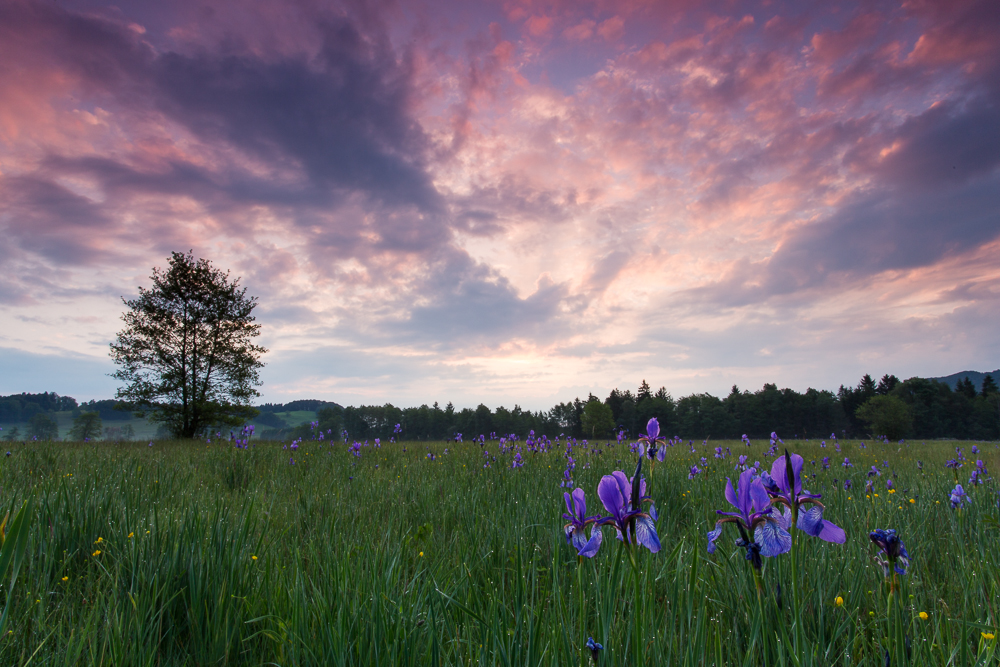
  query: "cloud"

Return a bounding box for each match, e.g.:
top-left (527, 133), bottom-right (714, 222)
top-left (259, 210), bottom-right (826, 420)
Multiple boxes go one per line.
top-left (381, 249), bottom-right (580, 347)
top-left (563, 20), bottom-right (595, 41)
top-left (0, 0), bottom-right (442, 239)
top-left (683, 172), bottom-right (1000, 308)
top-left (596, 16), bottom-right (624, 42)
top-left (2, 0), bottom-right (1000, 408)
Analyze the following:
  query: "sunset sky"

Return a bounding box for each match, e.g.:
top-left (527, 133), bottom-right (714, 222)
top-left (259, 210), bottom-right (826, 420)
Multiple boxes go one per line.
top-left (1, 0), bottom-right (998, 409)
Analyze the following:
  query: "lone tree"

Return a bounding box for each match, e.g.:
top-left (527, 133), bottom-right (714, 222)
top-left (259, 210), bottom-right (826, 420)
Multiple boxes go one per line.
top-left (110, 251), bottom-right (266, 438)
top-left (855, 395), bottom-right (912, 441)
top-left (69, 411), bottom-right (103, 441)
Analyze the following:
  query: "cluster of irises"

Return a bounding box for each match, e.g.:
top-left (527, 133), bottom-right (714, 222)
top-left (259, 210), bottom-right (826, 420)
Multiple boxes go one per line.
top-left (228, 424), bottom-right (255, 449)
top-left (706, 447), bottom-right (847, 569)
top-left (561, 418), bottom-right (666, 557)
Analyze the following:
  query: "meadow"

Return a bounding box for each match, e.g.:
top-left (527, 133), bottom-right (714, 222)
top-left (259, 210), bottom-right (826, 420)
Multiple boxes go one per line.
top-left (0, 433), bottom-right (997, 666)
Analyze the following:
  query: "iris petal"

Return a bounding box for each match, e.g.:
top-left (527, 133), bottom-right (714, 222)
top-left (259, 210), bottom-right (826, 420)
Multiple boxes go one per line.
top-left (755, 516), bottom-right (792, 557)
top-left (817, 519), bottom-right (846, 544)
top-left (578, 525), bottom-right (603, 558)
top-left (724, 477), bottom-right (739, 511)
top-left (736, 469), bottom-right (754, 516)
top-left (598, 475), bottom-right (626, 519)
top-left (612, 471), bottom-right (631, 513)
top-left (707, 522), bottom-right (723, 554)
top-left (749, 478), bottom-right (770, 514)
top-left (797, 505), bottom-right (825, 536)
top-left (634, 515), bottom-right (661, 553)
top-left (571, 487), bottom-right (587, 521)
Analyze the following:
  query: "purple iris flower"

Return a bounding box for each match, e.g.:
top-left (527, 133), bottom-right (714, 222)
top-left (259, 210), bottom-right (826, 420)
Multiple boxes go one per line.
top-left (591, 459), bottom-right (660, 553)
top-left (842, 458), bottom-right (853, 468)
top-left (707, 468), bottom-right (791, 562)
top-left (586, 637), bottom-right (603, 662)
top-left (688, 465), bottom-right (701, 479)
top-left (563, 488), bottom-right (603, 558)
top-left (761, 450), bottom-right (846, 544)
top-left (638, 418), bottom-right (666, 462)
top-left (949, 484), bottom-right (969, 508)
top-left (869, 528), bottom-right (909, 576)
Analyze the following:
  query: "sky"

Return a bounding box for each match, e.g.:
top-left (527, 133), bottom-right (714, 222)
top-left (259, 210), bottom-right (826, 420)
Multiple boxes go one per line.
top-left (0, 0), bottom-right (998, 410)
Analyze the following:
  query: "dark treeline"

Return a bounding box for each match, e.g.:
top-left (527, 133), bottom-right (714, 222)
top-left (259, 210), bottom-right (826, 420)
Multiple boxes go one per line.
top-left (272, 374), bottom-right (1000, 443)
top-left (0, 393), bottom-right (135, 423)
top-left (5, 373), bottom-right (998, 442)
top-left (0, 392), bottom-right (78, 422)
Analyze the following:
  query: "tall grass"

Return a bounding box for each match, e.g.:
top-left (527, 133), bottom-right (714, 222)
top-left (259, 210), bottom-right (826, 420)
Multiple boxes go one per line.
top-left (0, 437), bottom-right (997, 665)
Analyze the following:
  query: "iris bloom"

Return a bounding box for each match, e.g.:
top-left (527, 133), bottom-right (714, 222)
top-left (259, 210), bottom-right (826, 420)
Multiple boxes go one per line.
top-left (761, 450), bottom-right (846, 544)
top-left (590, 459), bottom-right (660, 553)
top-left (950, 484), bottom-right (969, 508)
top-left (638, 418), bottom-right (666, 462)
top-left (563, 488), bottom-right (602, 557)
top-left (707, 468), bottom-right (791, 564)
top-left (585, 637), bottom-right (603, 662)
top-left (869, 528), bottom-right (910, 576)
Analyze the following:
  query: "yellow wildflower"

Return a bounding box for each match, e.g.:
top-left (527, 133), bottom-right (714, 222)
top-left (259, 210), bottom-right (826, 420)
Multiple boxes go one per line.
top-left (835, 596), bottom-right (844, 607)
top-left (919, 612), bottom-right (929, 620)
top-left (983, 632), bottom-right (995, 640)
top-left (92, 550), bottom-right (101, 557)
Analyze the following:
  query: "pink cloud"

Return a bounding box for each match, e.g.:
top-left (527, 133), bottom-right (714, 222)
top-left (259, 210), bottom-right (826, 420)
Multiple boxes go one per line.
top-left (563, 19), bottom-right (595, 41)
top-left (525, 15), bottom-right (554, 36)
top-left (596, 16), bottom-right (624, 41)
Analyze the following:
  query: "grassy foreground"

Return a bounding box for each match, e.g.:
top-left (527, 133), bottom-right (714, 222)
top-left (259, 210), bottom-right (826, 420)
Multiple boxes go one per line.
top-left (0, 436), bottom-right (998, 666)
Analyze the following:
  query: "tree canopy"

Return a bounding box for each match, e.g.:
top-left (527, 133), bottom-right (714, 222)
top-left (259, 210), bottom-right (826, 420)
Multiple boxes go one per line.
top-left (110, 251), bottom-right (266, 438)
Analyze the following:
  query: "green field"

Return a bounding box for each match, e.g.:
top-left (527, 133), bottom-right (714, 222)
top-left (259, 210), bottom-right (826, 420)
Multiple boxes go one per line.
top-left (0, 436), bottom-right (997, 665)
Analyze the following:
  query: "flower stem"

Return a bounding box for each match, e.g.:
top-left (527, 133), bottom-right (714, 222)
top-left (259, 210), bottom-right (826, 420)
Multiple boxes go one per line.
top-left (631, 549), bottom-right (643, 667)
top-left (790, 505), bottom-right (803, 663)
top-left (578, 558), bottom-right (585, 667)
top-left (754, 567), bottom-right (768, 661)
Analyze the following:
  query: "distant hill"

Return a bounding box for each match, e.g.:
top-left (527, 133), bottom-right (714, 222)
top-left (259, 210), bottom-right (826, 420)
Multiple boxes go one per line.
top-left (929, 369), bottom-right (1000, 392)
top-left (257, 400), bottom-right (342, 413)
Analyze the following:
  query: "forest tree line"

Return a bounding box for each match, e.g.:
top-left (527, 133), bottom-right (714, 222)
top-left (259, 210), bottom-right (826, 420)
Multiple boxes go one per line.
top-left (3, 372), bottom-right (998, 442)
top-left (282, 374), bottom-right (1000, 443)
